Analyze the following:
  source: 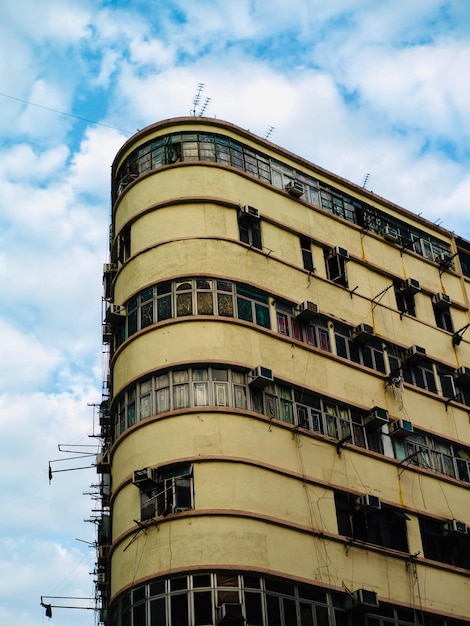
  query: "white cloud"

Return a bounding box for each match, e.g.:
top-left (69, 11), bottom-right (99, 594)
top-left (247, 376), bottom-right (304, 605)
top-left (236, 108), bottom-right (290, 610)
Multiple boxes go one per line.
top-left (1, 2), bottom-right (470, 625)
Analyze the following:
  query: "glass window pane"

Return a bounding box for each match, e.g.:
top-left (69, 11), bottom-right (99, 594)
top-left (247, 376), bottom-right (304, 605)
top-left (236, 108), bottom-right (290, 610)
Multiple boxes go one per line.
top-left (141, 301), bottom-right (153, 328)
top-left (156, 388), bottom-right (170, 413)
top-left (194, 382), bottom-right (209, 406)
top-left (150, 598), bottom-right (166, 626)
top-left (177, 293), bottom-right (193, 316)
top-left (255, 303), bottom-right (270, 328)
top-left (157, 295), bottom-right (172, 320)
top-left (174, 384), bottom-right (189, 408)
top-left (266, 595), bottom-right (282, 626)
top-left (171, 594), bottom-right (189, 626)
top-left (218, 293), bottom-right (234, 316)
top-left (245, 591), bottom-right (263, 623)
top-left (140, 393), bottom-right (152, 419)
top-left (197, 292), bottom-right (213, 314)
top-left (194, 591), bottom-right (213, 625)
top-left (237, 297), bottom-right (253, 322)
top-left (214, 382), bottom-right (229, 406)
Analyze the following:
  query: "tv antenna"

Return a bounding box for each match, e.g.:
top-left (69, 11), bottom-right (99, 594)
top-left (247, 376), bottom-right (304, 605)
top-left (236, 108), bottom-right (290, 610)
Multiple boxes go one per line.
top-left (191, 83), bottom-right (211, 117)
top-left (265, 125), bottom-right (275, 140)
top-left (362, 173), bottom-right (370, 189)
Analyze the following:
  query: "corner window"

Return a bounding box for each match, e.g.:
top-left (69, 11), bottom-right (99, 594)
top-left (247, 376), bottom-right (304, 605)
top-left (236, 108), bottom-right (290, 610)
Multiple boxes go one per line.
top-left (433, 298), bottom-right (453, 333)
top-left (238, 212), bottom-right (262, 249)
top-left (118, 227), bottom-right (131, 264)
top-left (140, 464), bottom-right (193, 520)
top-left (394, 283), bottom-right (416, 317)
top-left (335, 491), bottom-right (409, 552)
top-left (300, 237), bottom-right (314, 272)
top-left (324, 249), bottom-right (348, 287)
top-left (419, 516), bottom-right (470, 569)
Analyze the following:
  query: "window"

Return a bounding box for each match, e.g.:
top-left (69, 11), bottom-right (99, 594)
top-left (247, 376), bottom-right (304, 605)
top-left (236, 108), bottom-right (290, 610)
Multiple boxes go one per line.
top-left (113, 131), bottom-right (452, 265)
top-left (334, 323), bottom-right (386, 373)
top-left (335, 491), bottom-right (409, 552)
top-left (325, 249), bottom-right (348, 287)
top-left (238, 211), bottom-right (262, 249)
top-left (394, 283), bottom-right (416, 317)
top-left (276, 303), bottom-right (330, 350)
top-left (115, 368), bottom-right (248, 434)
top-left (118, 227), bottom-right (131, 264)
top-left (392, 430), bottom-right (470, 483)
top-left (300, 237), bottom-right (314, 272)
top-left (402, 359), bottom-right (437, 393)
top-left (120, 278), bottom-right (270, 342)
top-left (140, 464), bottom-right (193, 520)
top-left (419, 516), bottom-right (470, 569)
top-left (433, 299), bottom-right (453, 332)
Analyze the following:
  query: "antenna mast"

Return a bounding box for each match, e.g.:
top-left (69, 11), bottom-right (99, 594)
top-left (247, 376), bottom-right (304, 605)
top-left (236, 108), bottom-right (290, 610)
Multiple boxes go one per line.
top-left (191, 83), bottom-right (212, 117)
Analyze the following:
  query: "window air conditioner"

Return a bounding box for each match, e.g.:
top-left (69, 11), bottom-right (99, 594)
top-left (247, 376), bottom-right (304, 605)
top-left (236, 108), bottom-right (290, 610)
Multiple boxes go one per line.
top-left (432, 292), bottom-right (451, 309)
top-left (103, 263), bottom-right (117, 274)
top-left (249, 366), bottom-right (273, 388)
top-left (437, 252), bottom-right (454, 268)
top-left (401, 278), bottom-right (421, 295)
top-left (380, 225), bottom-right (399, 242)
top-left (358, 494), bottom-right (381, 510)
top-left (405, 345), bottom-right (426, 364)
top-left (239, 205), bottom-right (259, 219)
top-left (444, 519), bottom-right (468, 535)
top-left (350, 589), bottom-right (379, 610)
top-left (96, 452), bottom-right (110, 473)
top-left (363, 407), bottom-right (389, 429)
top-left (388, 418), bottom-right (414, 438)
top-left (285, 180), bottom-right (305, 197)
top-left (330, 246), bottom-right (349, 260)
top-left (102, 324), bottom-right (113, 344)
top-left (351, 323), bottom-right (374, 343)
top-left (218, 603), bottom-right (245, 625)
top-left (295, 300), bottom-right (318, 322)
top-left (98, 545), bottom-right (110, 560)
top-left (132, 467), bottom-right (157, 490)
top-left (106, 303), bottom-right (126, 325)
top-left (455, 366), bottom-right (470, 386)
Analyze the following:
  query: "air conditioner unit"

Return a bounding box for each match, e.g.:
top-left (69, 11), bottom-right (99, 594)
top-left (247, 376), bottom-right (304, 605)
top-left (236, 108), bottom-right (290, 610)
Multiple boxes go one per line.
top-left (351, 323), bottom-right (374, 343)
top-left (295, 300), bottom-right (318, 322)
top-left (405, 345), bottom-right (426, 364)
top-left (437, 252), bottom-right (454, 268)
top-left (330, 246), bottom-right (349, 260)
top-left (350, 589), bottom-right (379, 610)
top-left (388, 418), bottom-right (414, 438)
top-left (364, 407), bottom-right (389, 429)
top-left (455, 366), bottom-right (470, 386)
top-left (285, 180), bottom-right (305, 197)
top-left (432, 292), bottom-right (451, 309)
top-left (99, 406), bottom-right (110, 425)
top-left (249, 366), bottom-right (273, 388)
top-left (240, 205), bottom-right (259, 219)
top-left (102, 324), bottom-right (113, 344)
top-left (358, 494), bottom-right (381, 510)
top-left (106, 303), bottom-right (126, 325)
top-left (96, 452), bottom-right (111, 473)
top-left (103, 263), bottom-right (116, 274)
top-left (381, 225), bottom-right (399, 242)
top-left (444, 519), bottom-right (468, 535)
top-left (98, 545), bottom-right (110, 560)
top-left (401, 278), bottom-right (421, 295)
top-left (132, 467), bottom-right (157, 490)
top-left (218, 603), bottom-right (245, 625)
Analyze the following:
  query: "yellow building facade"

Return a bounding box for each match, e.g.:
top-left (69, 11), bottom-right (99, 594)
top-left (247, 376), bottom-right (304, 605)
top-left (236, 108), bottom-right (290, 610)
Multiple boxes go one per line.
top-left (97, 117), bottom-right (470, 626)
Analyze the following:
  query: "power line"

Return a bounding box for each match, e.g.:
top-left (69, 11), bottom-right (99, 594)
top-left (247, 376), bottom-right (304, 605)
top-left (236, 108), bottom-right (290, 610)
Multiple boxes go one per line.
top-left (0, 91), bottom-right (133, 136)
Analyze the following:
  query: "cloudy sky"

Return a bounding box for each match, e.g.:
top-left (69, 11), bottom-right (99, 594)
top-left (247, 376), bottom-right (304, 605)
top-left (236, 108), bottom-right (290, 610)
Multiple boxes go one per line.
top-left (1, 1), bottom-right (469, 624)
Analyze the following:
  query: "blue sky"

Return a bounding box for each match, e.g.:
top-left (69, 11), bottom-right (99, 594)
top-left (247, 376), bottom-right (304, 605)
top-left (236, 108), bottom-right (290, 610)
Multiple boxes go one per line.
top-left (1, 1), bottom-right (470, 624)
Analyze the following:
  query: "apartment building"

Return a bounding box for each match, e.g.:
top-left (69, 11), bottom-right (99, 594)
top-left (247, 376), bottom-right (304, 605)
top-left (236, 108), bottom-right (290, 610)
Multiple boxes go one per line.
top-left (96, 116), bottom-right (470, 626)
